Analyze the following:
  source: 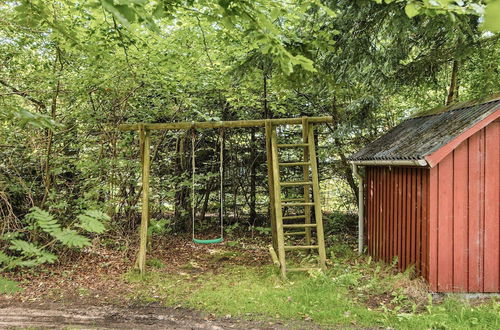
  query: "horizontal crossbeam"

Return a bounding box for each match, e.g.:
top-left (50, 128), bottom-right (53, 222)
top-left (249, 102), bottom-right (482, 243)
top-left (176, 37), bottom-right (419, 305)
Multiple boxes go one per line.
top-left (118, 116), bottom-right (332, 131)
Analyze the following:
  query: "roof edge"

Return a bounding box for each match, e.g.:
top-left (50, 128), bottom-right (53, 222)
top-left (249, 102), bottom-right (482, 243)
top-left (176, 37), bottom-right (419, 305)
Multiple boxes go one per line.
top-left (350, 159), bottom-right (428, 167)
top-left (425, 106), bottom-right (500, 167)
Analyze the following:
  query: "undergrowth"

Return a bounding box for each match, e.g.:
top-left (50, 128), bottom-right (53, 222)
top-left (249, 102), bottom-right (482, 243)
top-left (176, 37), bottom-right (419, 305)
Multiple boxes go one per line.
top-left (125, 245), bottom-right (500, 328)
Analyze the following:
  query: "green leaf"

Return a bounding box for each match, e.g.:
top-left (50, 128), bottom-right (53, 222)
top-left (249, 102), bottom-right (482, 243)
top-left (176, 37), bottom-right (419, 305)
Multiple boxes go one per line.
top-left (53, 229), bottom-right (91, 248)
top-left (25, 207), bottom-right (61, 234)
top-left (9, 240), bottom-right (44, 256)
top-left (76, 210), bottom-right (109, 234)
top-left (482, 0), bottom-right (500, 32)
top-left (0, 276), bottom-right (22, 294)
top-left (405, 2), bottom-right (421, 18)
top-left (101, 0), bottom-right (133, 28)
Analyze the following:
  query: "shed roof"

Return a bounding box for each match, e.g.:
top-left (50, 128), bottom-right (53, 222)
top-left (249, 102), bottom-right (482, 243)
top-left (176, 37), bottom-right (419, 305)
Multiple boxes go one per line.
top-left (349, 96), bottom-right (500, 166)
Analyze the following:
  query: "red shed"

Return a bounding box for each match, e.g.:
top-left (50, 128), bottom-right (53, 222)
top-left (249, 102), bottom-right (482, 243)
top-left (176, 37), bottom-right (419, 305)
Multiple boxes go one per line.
top-left (350, 96), bottom-right (500, 293)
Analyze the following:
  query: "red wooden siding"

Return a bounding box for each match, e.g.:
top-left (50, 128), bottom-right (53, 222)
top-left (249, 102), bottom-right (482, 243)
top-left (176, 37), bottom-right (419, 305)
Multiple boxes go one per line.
top-left (428, 121), bottom-right (500, 292)
top-left (365, 166), bottom-right (430, 277)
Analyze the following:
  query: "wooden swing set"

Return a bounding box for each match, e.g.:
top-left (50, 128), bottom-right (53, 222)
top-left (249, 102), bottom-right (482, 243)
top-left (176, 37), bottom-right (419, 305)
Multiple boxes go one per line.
top-left (119, 116), bottom-right (332, 278)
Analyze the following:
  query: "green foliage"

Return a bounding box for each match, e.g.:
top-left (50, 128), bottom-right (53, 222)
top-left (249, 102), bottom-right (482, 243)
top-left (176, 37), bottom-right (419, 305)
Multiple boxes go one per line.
top-left (0, 208), bottom-right (108, 270)
top-left (126, 259), bottom-right (500, 328)
top-left (0, 276), bottom-right (22, 294)
top-left (77, 210), bottom-right (110, 234)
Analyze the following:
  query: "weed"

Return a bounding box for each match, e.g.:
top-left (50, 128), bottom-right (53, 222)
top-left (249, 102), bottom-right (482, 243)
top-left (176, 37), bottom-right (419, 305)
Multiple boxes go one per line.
top-left (0, 276), bottom-right (22, 294)
top-left (146, 257), bottom-right (166, 269)
top-left (123, 253), bottom-right (500, 328)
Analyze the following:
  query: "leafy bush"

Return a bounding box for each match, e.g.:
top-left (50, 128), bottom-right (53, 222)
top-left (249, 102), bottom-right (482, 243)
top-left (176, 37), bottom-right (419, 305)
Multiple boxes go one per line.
top-left (324, 211), bottom-right (358, 246)
top-left (0, 207), bottom-right (109, 270)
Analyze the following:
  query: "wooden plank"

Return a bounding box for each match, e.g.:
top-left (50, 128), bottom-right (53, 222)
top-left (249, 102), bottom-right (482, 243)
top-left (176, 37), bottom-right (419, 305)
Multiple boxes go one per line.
top-left (429, 166), bottom-right (439, 291)
top-left (421, 169), bottom-right (429, 280)
top-left (453, 141), bottom-right (469, 292)
top-left (282, 202), bottom-right (314, 207)
top-left (284, 245), bottom-right (319, 250)
top-left (373, 167), bottom-right (378, 259)
top-left (302, 117), bottom-right (312, 248)
top-left (468, 132), bottom-right (482, 292)
top-left (137, 127), bottom-right (151, 274)
top-left (283, 215), bottom-right (306, 220)
top-left (396, 167), bottom-right (402, 269)
top-left (479, 129), bottom-right (486, 292)
top-left (411, 168), bottom-right (417, 270)
top-left (416, 168), bottom-right (422, 276)
top-left (271, 127), bottom-right (287, 278)
top-left (279, 161), bottom-right (310, 166)
top-left (308, 124), bottom-right (327, 270)
top-left (280, 181), bottom-right (313, 186)
top-left (119, 116), bottom-right (334, 131)
top-left (401, 168), bottom-right (407, 269)
top-left (369, 168), bottom-right (374, 256)
top-left (283, 223), bottom-right (317, 228)
top-left (367, 168), bottom-right (372, 255)
top-left (265, 121), bottom-right (278, 252)
top-left (382, 166), bottom-right (390, 262)
top-left (437, 154), bottom-right (454, 292)
top-left (268, 245), bottom-right (280, 267)
top-left (388, 167), bottom-right (393, 263)
top-left (405, 169), bottom-right (412, 271)
top-left (484, 122), bottom-right (500, 292)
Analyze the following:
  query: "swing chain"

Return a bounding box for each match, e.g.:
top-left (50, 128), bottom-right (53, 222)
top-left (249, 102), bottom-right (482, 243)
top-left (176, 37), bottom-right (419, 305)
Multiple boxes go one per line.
top-left (191, 125), bottom-right (224, 244)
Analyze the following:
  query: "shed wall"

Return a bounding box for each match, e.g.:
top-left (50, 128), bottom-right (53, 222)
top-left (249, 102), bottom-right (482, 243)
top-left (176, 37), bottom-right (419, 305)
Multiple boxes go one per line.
top-left (365, 166), bottom-right (430, 278)
top-left (428, 120), bottom-right (500, 292)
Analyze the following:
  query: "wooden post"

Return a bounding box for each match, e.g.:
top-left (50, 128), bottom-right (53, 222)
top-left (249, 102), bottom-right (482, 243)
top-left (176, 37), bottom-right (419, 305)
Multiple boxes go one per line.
top-left (137, 125), bottom-right (151, 274)
top-left (265, 120), bottom-right (278, 251)
top-left (308, 124), bottom-right (327, 270)
top-left (302, 117), bottom-right (312, 246)
top-left (271, 126), bottom-right (287, 278)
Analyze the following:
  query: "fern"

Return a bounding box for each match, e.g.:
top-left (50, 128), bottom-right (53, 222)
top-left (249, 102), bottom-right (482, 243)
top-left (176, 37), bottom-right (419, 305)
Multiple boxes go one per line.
top-left (25, 207), bottom-right (61, 234)
top-left (53, 229), bottom-right (90, 248)
top-left (0, 276), bottom-right (21, 294)
top-left (76, 210), bottom-right (109, 234)
top-left (7, 239), bottom-right (57, 266)
top-left (9, 239), bottom-right (44, 255)
top-left (1, 207), bottom-right (108, 270)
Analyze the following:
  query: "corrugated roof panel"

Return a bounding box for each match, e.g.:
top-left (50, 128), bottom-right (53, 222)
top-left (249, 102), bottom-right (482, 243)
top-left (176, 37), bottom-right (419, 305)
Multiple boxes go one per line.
top-left (349, 99), bottom-right (500, 162)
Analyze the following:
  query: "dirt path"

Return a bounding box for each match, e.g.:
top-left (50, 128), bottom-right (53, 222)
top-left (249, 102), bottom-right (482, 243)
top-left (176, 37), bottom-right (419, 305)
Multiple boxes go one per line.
top-left (0, 303), bottom-right (299, 329)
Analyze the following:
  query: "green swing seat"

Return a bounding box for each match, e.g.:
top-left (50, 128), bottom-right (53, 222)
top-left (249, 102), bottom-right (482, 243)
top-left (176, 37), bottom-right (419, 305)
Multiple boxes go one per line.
top-left (192, 237), bottom-right (224, 244)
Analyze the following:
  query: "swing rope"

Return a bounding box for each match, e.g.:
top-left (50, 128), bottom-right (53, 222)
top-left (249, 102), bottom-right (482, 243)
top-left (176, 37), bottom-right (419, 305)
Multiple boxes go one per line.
top-left (191, 126), bottom-right (224, 244)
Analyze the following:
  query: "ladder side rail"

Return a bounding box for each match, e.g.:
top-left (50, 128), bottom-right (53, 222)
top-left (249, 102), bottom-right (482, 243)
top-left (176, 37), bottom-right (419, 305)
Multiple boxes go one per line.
top-left (307, 124), bottom-right (327, 270)
top-left (271, 126), bottom-right (287, 278)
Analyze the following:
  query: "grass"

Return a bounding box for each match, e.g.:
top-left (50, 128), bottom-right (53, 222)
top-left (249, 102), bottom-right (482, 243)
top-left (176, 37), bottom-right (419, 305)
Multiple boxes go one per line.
top-left (125, 245), bottom-right (500, 328)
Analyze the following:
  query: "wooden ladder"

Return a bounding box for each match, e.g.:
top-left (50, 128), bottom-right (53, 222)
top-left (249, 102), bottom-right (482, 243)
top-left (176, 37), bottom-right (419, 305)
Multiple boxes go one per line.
top-left (266, 118), bottom-right (327, 279)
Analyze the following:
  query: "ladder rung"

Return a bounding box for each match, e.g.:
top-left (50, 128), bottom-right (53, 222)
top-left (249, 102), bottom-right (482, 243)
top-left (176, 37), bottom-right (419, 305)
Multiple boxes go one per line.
top-left (277, 143), bottom-right (309, 148)
top-left (280, 181), bottom-right (313, 187)
top-left (283, 215), bottom-right (306, 220)
top-left (287, 267), bottom-right (322, 272)
top-left (281, 198), bottom-right (305, 202)
top-left (283, 223), bottom-right (317, 228)
top-left (284, 245), bottom-right (319, 251)
top-left (282, 202), bottom-right (314, 207)
top-left (284, 231), bottom-right (307, 236)
top-left (278, 162), bottom-right (310, 167)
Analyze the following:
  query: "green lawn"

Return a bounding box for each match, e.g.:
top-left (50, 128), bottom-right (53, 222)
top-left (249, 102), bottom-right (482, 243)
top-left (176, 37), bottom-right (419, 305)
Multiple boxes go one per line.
top-left (126, 247), bottom-right (500, 328)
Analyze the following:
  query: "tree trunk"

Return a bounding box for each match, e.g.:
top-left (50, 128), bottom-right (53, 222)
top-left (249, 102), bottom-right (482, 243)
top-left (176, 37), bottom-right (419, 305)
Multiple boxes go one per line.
top-left (41, 47), bottom-right (63, 206)
top-left (446, 59), bottom-right (459, 105)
